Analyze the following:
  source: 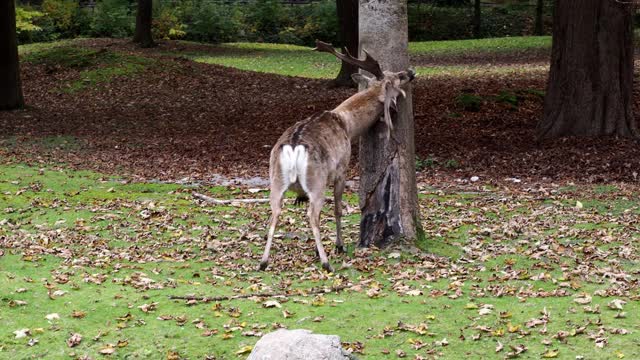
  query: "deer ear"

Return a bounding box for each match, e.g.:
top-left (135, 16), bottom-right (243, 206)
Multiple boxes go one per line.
top-left (352, 73), bottom-right (374, 88)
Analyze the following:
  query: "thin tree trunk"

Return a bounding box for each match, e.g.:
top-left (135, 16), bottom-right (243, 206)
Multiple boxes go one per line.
top-left (473, 0), bottom-right (481, 38)
top-left (534, 0), bottom-right (544, 36)
top-left (332, 0), bottom-right (359, 88)
top-left (0, 0), bottom-right (24, 110)
top-left (133, 0), bottom-right (155, 48)
top-left (359, 0), bottom-right (421, 248)
top-left (538, 0), bottom-right (637, 139)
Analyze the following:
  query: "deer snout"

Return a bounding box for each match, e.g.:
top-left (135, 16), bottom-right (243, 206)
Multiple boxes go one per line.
top-left (407, 68), bottom-right (416, 81)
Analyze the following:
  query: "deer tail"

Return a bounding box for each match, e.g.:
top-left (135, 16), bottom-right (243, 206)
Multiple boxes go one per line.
top-left (280, 145), bottom-right (307, 185)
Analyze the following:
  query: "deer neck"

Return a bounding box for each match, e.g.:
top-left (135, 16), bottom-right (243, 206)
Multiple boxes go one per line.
top-left (332, 85), bottom-right (384, 139)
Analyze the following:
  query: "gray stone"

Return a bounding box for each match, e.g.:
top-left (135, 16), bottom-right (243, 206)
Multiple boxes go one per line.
top-left (247, 329), bottom-right (357, 360)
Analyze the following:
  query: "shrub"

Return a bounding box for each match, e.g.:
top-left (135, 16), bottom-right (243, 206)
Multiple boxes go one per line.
top-left (16, 7), bottom-right (44, 34)
top-left (15, 7), bottom-right (59, 44)
top-left (455, 93), bottom-right (482, 112)
top-left (153, 8), bottom-right (186, 40)
top-left (91, 0), bottom-right (134, 38)
top-left (42, 0), bottom-right (79, 35)
top-left (187, 2), bottom-right (241, 43)
top-left (293, 0), bottom-right (338, 46)
top-left (408, 4), bottom-right (552, 41)
top-left (495, 90), bottom-right (519, 109)
top-left (244, 0), bottom-right (285, 42)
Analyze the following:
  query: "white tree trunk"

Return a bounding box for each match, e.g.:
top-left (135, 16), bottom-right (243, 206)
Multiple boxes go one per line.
top-left (358, 0), bottom-right (420, 247)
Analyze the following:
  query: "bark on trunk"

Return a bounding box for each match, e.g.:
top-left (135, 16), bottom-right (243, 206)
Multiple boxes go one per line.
top-left (538, 0), bottom-right (637, 139)
top-left (332, 0), bottom-right (359, 88)
top-left (359, 0), bottom-right (420, 248)
top-left (0, 0), bottom-right (24, 110)
top-left (473, 0), bottom-right (481, 38)
top-left (133, 0), bottom-right (155, 48)
top-left (534, 0), bottom-right (544, 36)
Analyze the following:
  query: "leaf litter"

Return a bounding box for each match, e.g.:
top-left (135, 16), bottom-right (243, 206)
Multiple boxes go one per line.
top-left (0, 39), bottom-right (639, 359)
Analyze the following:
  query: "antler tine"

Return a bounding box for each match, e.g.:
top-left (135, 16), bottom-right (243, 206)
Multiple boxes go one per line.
top-left (314, 40), bottom-right (384, 80)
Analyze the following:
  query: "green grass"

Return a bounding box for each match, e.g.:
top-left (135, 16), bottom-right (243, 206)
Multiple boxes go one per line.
top-left (174, 36), bottom-right (551, 79)
top-left (17, 37), bottom-right (551, 82)
top-left (185, 42), bottom-right (341, 79)
top-left (19, 43), bottom-right (155, 93)
top-left (409, 36), bottom-right (551, 56)
top-left (1, 163), bottom-right (638, 359)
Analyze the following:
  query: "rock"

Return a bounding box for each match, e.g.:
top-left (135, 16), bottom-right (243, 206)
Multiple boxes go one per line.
top-left (247, 329), bottom-right (356, 360)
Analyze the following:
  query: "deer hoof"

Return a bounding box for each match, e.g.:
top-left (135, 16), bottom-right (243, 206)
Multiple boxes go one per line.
top-left (322, 262), bottom-right (334, 273)
top-left (258, 261), bottom-right (269, 271)
top-left (336, 245), bottom-right (346, 254)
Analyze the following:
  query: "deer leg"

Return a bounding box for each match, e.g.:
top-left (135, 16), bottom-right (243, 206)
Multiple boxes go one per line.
top-left (259, 187), bottom-right (285, 271)
top-left (308, 194), bottom-right (333, 272)
top-left (333, 176), bottom-right (346, 254)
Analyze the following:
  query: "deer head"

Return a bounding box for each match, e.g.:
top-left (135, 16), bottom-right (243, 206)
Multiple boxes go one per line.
top-left (314, 40), bottom-right (416, 137)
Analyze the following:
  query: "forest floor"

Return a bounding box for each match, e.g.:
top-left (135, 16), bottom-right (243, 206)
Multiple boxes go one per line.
top-left (0, 38), bottom-right (639, 359)
top-left (2, 37), bottom-right (639, 186)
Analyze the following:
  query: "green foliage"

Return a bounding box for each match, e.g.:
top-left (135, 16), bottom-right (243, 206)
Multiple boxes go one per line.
top-left (90, 0), bottom-right (134, 38)
top-left (244, 0), bottom-right (286, 42)
top-left (152, 8), bottom-right (186, 40)
top-left (443, 159), bottom-right (460, 169)
top-left (15, 7), bottom-right (43, 34)
top-left (187, 2), bottom-right (241, 43)
top-left (495, 90), bottom-right (519, 108)
top-left (409, 4), bottom-right (552, 41)
top-left (42, 0), bottom-right (79, 33)
top-left (455, 92), bottom-right (482, 112)
top-left (16, 1), bottom-right (553, 45)
top-left (291, 0), bottom-right (338, 45)
top-left (415, 155), bottom-right (437, 171)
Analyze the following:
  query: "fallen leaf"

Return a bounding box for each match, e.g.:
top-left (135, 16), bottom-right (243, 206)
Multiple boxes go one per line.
top-left (66, 333), bottom-right (82, 348)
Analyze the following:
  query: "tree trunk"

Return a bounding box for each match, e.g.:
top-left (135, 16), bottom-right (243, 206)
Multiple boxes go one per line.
top-left (534, 0), bottom-right (544, 36)
top-left (133, 0), bottom-right (155, 48)
top-left (332, 0), bottom-right (359, 88)
top-left (0, 0), bottom-right (24, 110)
top-left (473, 0), bottom-right (481, 38)
top-left (538, 0), bottom-right (637, 139)
top-left (359, 0), bottom-right (421, 248)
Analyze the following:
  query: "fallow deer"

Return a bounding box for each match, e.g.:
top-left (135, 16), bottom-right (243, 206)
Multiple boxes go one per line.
top-left (259, 40), bottom-right (416, 272)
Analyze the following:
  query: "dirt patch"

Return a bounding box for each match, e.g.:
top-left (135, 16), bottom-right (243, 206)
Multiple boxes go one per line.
top-left (1, 39), bottom-right (639, 185)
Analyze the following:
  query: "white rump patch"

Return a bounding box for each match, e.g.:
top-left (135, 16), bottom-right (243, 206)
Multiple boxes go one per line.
top-left (279, 145), bottom-right (308, 192)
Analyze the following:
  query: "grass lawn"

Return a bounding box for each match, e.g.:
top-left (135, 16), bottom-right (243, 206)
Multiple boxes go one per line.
top-left (0, 162), bottom-right (638, 359)
top-left (175, 36), bottom-right (551, 79)
top-left (16, 36), bottom-right (551, 83)
top-left (19, 42), bottom-right (156, 93)
top-left (408, 36), bottom-right (551, 56)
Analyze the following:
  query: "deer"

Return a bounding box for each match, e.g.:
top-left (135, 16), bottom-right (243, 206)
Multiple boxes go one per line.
top-left (258, 40), bottom-right (416, 272)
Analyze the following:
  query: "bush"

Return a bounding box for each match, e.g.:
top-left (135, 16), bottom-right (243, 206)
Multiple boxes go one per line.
top-left (90, 0), bottom-right (134, 38)
top-left (152, 8), bottom-right (186, 40)
top-left (42, 0), bottom-right (78, 36)
top-left (244, 0), bottom-right (286, 42)
top-left (15, 7), bottom-right (61, 44)
top-left (408, 4), bottom-right (552, 41)
top-left (292, 0), bottom-right (338, 46)
top-left (16, 7), bottom-right (44, 34)
top-left (187, 2), bottom-right (241, 43)
top-left (455, 92), bottom-right (482, 112)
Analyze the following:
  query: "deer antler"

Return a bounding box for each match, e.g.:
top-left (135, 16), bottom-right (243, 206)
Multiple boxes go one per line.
top-left (314, 40), bottom-right (384, 80)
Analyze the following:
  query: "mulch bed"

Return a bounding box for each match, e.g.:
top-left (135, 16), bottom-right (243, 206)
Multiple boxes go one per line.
top-left (1, 39), bottom-right (639, 185)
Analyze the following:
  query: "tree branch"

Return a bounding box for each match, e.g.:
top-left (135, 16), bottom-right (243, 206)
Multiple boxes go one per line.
top-left (168, 285), bottom-right (349, 303)
top-left (192, 192), bottom-right (270, 205)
